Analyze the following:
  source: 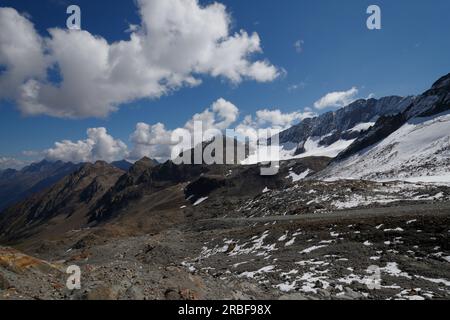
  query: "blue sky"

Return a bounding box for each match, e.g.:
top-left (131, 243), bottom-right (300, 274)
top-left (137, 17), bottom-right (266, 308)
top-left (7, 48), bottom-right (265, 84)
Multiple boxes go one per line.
top-left (1, 0), bottom-right (450, 167)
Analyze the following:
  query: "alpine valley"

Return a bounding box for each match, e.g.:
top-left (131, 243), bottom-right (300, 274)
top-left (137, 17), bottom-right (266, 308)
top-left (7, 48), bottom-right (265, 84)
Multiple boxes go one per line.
top-left (1, 74), bottom-right (450, 300)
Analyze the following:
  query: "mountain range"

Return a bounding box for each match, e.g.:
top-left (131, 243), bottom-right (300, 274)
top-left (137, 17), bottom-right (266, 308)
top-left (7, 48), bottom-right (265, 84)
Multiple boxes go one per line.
top-left (278, 95), bottom-right (414, 158)
top-left (0, 160), bottom-right (132, 212)
top-left (0, 73), bottom-right (449, 300)
top-left (321, 72), bottom-right (450, 181)
top-left (1, 73), bottom-right (449, 220)
top-left (0, 160), bottom-right (83, 212)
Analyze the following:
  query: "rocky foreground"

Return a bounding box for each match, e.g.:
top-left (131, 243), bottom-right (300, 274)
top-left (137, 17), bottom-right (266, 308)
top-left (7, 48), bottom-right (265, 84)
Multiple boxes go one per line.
top-left (1, 177), bottom-right (449, 300)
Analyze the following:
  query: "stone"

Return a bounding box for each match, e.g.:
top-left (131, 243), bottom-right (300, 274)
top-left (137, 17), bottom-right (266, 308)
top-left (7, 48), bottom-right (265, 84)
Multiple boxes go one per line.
top-left (84, 285), bottom-right (120, 300)
top-left (126, 286), bottom-right (145, 300)
top-left (0, 271), bottom-right (11, 290)
top-left (343, 287), bottom-right (363, 299)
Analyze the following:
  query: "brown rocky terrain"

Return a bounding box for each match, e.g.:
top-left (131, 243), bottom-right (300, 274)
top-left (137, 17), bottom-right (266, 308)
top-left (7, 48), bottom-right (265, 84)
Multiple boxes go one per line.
top-left (0, 161), bottom-right (125, 245)
top-left (0, 156), bottom-right (449, 300)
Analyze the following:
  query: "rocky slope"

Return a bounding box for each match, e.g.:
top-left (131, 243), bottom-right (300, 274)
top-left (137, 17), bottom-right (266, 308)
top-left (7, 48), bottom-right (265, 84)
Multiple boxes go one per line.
top-left (321, 73), bottom-right (450, 181)
top-left (0, 162), bottom-right (125, 244)
top-left (1, 74), bottom-right (450, 300)
top-left (0, 159), bottom-right (135, 213)
top-left (0, 153), bottom-right (329, 244)
top-left (276, 96), bottom-right (414, 159)
top-left (1, 178), bottom-right (449, 300)
top-left (0, 160), bottom-right (83, 212)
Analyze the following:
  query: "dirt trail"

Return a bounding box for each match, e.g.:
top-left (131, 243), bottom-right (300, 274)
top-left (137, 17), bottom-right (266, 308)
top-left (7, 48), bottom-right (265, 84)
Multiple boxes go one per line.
top-left (206, 201), bottom-right (450, 224)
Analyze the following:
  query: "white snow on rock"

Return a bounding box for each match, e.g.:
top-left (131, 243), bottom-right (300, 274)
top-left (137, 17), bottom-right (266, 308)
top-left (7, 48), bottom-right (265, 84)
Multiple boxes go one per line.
top-left (384, 227), bottom-right (404, 232)
top-left (278, 232), bottom-right (288, 242)
top-left (291, 137), bottom-right (356, 160)
top-left (285, 237), bottom-right (296, 247)
top-left (275, 281), bottom-right (297, 292)
top-left (347, 122), bottom-right (376, 133)
top-left (243, 136), bottom-right (355, 164)
top-left (300, 245), bottom-right (328, 254)
top-left (381, 262), bottom-right (411, 279)
top-left (416, 276), bottom-right (450, 287)
top-left (193, 197), bottom-right (209, 206)
top-left (395, 290), bottom-right (426, 301)
top-left (239, 265), bottom-right (275, 279)
top-left (287, 169), bottom-right (311, 182)
top-left (321, 111), bottom-right (450, 183)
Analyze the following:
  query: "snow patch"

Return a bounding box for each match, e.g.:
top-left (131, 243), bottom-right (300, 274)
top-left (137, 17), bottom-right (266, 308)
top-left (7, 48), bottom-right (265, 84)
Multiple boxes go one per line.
top-left (193, 197), bottom-right (209, 206)
top-left (300, 245), bottom-right (328, 254)
top-left (286, 169), bottom-right (311, 182)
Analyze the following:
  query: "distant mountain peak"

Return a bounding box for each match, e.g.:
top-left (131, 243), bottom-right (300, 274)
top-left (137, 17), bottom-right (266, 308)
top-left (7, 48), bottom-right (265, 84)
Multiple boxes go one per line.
top-left (135, 157), bottom-right (158, 166)
top-left (75, 161), bottom-right (122, 178)
top-left (431, 72), bottom-right (450, 90)
top-left (93, 160), bottom-right (109, 167)
top-left (110, 160), bottom-right (133, 171)
top-left (0, 159), bottom-right (125, 242)
top-left (320, 72), bottom-right (450, 181)
top-left (276, 95), bottom-right (413, 160)
top-left (0, 160), bottom-right (83, 212)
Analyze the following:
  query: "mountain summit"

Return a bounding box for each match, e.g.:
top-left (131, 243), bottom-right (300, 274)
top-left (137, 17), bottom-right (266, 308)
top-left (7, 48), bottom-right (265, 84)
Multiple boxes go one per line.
top-left (0, 160), bottom-right (82, 211)
top-left (321, 72), bottom-right (450, 181)
top-left (277, 96), bottom-right (414, 159)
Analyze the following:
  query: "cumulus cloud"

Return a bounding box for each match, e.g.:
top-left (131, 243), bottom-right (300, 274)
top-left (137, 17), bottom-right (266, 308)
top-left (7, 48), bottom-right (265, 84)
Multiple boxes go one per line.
top-left (255, 109), bottom-right (315, 128)
top-left (24, 98), bottom-right (314, 164)
top-left (0, 1), bottom-right (280, 118)
top-left (185, 98), bottom-right (239, 132)
top-left (314, 87), bottom-right (359, 110)
top-left (0, 8), bottom-right (47, 100)
top-left (22, 98), bottom-right (240, 164)
top-left (235, 109), bottom-right (316, 142)
top-left (129, 123), bottom-right (175, 162)
top-left (44, 128), bottom-right (128, 163)
top-left (130, 98), bottom-right (239, 161)
top-left (131, 98), bottom-right (316, 161)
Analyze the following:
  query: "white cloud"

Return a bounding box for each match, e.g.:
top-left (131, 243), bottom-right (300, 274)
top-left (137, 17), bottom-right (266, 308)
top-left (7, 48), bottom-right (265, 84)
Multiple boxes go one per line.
top-left (130, 98), bottom-right (315, 161)
top-left (22, 150), bottom-right (40, 157)
top-left (314, 87), bottom-right (359, 110)
top-left (0, 8), bottom-right (47, 100)
top-left (235, 109), bottom-right (316, 142)
top-left (23, 99), bottom-right (238, 164)
top-left (255, 109), bottom-right (315, 129)
top-left (26, 98), bottom-right (314, 164)
top-left (44, 128), bottom-right (128, 163)
top-left (0, 1), bottom-right (280, 118)
top-left (294, 40), bottom-right (304, 53)
top-left (0, 157), bottom-right (28, 170)
top-left (129, 123), bottom-right (174, 161)
top-left (130, 98), bottom-right (239, 161)
top-left (185, 98), bottom-right (239, 132)
top-left (125, 24), bottom-right (139, 33)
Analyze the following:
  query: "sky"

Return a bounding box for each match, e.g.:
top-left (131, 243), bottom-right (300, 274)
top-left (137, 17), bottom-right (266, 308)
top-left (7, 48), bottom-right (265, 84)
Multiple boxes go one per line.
top-left (1, 0), bottom-right (450, 169)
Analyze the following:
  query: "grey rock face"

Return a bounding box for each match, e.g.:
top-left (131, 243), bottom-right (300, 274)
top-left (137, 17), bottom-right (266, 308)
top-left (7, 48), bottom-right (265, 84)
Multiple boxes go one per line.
top-left (278, 96), bottom-right (414, 154)
top-left (336, 72), bottom-right (450, 162)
